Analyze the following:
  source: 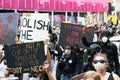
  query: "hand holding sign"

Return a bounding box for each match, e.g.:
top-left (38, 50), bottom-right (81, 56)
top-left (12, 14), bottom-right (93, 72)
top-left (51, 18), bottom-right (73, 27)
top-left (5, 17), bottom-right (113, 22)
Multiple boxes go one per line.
top-left (5, 41), bottom-right (46, 74)
top-left (82, 27), bottom-right (87, 37)
top-left (43, 60), bottom-right (50, 73)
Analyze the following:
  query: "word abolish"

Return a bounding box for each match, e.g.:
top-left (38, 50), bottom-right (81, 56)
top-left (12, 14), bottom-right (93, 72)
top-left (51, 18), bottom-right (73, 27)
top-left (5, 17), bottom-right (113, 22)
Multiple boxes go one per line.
top-left (20, 17), bottom-right (49, 41)
top-left (21, 18), bottom-right (49, 30)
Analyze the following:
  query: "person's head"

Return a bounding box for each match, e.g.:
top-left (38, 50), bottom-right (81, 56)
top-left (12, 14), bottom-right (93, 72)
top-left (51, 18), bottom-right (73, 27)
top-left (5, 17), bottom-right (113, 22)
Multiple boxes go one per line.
top-left (83, 71), bottom-right (101, 80)
top-left (15, 35), bottom-right (20, 44)
top-left (92, 54), bottom-right (109, 73)
top-left (100, 30), bottom-right (111, 43)
top-left (89, 44), bottom-right (102, 54)
top-left (64, 45), bottom-right (73, 57)
top-left (50, 33), bottom-right (57, 43)
top-left (103, 22), bottom-right (106, 26)
top-left (4, 68), bottom-right (10, 77)
top-left (74, 45), bottom-right (80, 53)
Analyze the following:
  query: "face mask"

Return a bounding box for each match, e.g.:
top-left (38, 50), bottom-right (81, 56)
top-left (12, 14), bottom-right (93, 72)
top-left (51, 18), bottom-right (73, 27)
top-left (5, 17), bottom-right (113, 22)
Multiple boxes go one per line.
top-left (94, 62), bottom-right (105, 70)
top-left (102, 36), bottom-right (108, 43)
top-left (65, 49), bottom-right (71, 55)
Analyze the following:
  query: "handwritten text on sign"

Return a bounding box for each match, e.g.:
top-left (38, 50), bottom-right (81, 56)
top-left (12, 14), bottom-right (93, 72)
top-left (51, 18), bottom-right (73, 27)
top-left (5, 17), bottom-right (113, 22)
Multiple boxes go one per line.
top-left (5, 41), bottom-right (46, 74)
top-left (20, 13), bottom-right (50, 43)
top-left (59, 23), bottom-right (94, 48)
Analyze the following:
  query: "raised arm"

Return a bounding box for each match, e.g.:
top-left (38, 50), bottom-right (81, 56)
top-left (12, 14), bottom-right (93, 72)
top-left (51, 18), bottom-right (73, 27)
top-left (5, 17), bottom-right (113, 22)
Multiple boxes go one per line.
top-left (44, 60), bottom-right (56, 80)
top-left (82, 27), bottom-right (92, 47)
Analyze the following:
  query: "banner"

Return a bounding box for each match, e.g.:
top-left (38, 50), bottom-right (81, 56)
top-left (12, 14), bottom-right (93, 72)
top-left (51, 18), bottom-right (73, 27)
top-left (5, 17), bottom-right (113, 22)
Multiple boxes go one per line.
top-left (0, 13), bottom-right (19, 44)
top-left (20, 13), bottom-right (50, 43)
top-left (4, 41), bottom-right (46, 74)
top-left (59, 23), bottom-right (94, 48)
top-left (0, 0), bottom-right (108, 12)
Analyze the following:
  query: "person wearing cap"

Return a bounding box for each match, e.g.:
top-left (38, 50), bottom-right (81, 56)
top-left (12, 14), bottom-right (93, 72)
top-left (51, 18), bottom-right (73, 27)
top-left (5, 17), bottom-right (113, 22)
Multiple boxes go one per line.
top-left (82, 28), bottom-right (120, 77)
top-left (82, 44), bottom-right (102, 72)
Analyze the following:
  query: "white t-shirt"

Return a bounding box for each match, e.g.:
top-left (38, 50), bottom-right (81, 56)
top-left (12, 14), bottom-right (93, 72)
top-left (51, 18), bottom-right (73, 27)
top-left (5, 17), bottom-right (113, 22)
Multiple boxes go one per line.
top-left (0, 60), bottom-right (7, 77)
top-left (1, 78), bottom-right (10, 80)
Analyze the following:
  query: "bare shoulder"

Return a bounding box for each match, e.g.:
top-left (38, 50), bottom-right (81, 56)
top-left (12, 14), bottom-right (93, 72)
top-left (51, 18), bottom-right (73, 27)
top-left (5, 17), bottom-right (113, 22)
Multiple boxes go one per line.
top-left (112, 73), bottom-right (120, 80)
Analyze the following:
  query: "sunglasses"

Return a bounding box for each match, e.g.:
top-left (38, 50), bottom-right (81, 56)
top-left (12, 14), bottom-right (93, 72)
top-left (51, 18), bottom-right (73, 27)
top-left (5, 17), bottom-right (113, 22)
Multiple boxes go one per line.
top-left (93, 60), bottom-right (106, 64)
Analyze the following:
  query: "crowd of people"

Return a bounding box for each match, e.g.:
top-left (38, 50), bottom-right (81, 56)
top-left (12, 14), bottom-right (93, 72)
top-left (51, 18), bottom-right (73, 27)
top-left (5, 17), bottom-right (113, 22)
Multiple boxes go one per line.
top-left (0, 20), bottom-right (120, 80)
top-left (51, 21), bottom-right (120, 80)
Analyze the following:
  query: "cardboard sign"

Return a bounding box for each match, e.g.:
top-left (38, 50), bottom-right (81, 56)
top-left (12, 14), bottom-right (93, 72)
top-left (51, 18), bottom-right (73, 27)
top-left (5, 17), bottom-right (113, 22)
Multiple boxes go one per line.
top-left (59, 23), bottom-right (94, 48)
top-left (0, 13), bottom-right (19, 44)
top-left (107, 15), bottom-right (117, 25)
top-left (4, 41), bottom-right (46, 74)
top-left (20, 13), bottom-right (50, 43)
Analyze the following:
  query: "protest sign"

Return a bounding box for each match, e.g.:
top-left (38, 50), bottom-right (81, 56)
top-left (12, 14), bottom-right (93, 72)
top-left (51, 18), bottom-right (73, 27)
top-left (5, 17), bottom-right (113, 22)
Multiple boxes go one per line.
top-left (85, 13), bottom-right (98, 26)
top-left (78, 17), bottom-right (85, 25)
top-left (20, 13), bottom-right (50, 43)
top-left (4, 41), bottom-right (46, 75)
top-left (0, 13), bottom-right (19, 44)
top-left (59, 23), bottom-right (94, 48)
top-left (107, 15), bottom-right (117, 25)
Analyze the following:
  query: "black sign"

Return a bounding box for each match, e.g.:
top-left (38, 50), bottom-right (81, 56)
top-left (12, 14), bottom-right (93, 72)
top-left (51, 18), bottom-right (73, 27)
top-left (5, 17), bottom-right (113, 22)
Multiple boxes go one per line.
top-left (59, 23), bottom-right (94, 48)
top-left (4, 41), bottom-right (46, 74)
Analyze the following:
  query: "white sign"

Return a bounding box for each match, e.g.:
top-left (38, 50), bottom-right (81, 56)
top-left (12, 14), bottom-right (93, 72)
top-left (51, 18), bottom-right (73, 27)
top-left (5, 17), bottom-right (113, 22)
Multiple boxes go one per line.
top-left (20, 13), bottom-right (50, 43)
top-left (78, 17), bottom-right (85, 25)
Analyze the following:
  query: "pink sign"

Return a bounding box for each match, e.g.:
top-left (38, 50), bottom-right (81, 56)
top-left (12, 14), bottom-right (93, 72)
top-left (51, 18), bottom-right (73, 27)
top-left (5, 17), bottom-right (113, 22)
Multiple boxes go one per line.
top-left (0, 0), bottom-right (108, 12)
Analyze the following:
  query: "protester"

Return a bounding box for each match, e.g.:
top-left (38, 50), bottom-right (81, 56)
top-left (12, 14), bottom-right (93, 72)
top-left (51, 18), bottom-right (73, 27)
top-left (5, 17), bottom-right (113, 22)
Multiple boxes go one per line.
top-left (57, 45), bottom-right (77, 80)
top-left (55, 45), bottom-right (65, 80)
top-left (82, 27), bottom-right (120, 76)
top-left (19, 60), bottom-right (56, 80)
top-left (43, 60), bottom-right (56, 80)
top-left (46, 30), bottom-right (64, 80)
top-left (14, 34), bottom-right (20, 44)
top-left (74, 45), bottom-right (84, 74)
top-left (92, 54), bottom-right (120, 80)
top-left (28, 40), bottom-right (56, 80)
top-left (82, 44), bottom-right (102, 72)
top-left (0, 38), bottom-right (56, 80)
top-left (49, 33), bottom-right (57, 73)
top-left (83, 71), bottom-right (101, 80)
top-left (101, 22), bottom-right (107, 31)
top-left (0, 68), bottom-right (11, 80)
top-left (0, 44), bottom-right (7, 79)
top-left (40, 38), bottom-right (56, 80)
